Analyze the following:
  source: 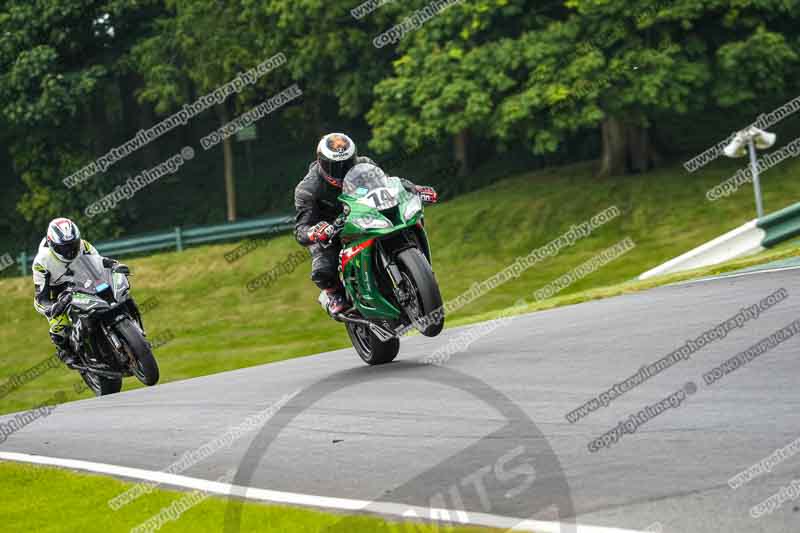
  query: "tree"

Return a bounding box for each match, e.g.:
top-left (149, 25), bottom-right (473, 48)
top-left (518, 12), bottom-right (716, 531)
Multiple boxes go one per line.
top-left (134, 0), bottom-right (266, 222)
top-left (0, 0), bottom-right (165, 238)
top-left (367, 0), bottom-right (566, 174)
top-left (369, 0), bottom-right (800, 177)
top-left (564, 0), bottom-right (799, 176)
top-left (242, 0), bottom-right (395, 135)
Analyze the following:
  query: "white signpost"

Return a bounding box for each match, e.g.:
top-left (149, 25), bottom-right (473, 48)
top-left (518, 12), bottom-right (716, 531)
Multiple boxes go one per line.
top-left (723, 126), bottom-right (777, 218)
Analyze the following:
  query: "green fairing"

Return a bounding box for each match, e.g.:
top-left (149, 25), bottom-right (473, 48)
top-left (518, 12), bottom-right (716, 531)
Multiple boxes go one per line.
top-left (337, 181), bottom-right (428, 321)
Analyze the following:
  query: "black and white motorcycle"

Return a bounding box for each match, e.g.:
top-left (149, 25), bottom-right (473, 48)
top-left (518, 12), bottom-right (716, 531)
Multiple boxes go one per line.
top-left (46, 254), bottom-right (159, 396)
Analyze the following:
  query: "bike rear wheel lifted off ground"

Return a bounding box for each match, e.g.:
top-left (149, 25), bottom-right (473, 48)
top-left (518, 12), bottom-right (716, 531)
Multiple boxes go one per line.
top-left (80, 371), bottom-right (122, 397)
top-left (346, 323), bottom-right (400, 365)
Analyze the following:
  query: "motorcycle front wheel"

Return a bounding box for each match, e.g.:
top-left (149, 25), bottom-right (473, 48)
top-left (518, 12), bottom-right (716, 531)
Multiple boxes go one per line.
top-left (116, 318), bottom-right (160, 386)
top-left (396, 248), bottom-right (444, 337)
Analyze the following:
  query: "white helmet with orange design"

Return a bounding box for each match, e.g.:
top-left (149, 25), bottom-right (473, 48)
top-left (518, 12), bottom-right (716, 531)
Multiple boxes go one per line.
top-left (316, 133), bottom-right (357, 188)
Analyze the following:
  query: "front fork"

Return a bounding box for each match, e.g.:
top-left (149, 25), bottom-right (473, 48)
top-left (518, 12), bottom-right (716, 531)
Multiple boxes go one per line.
top-left (376, 245), bottom-right (413, 308)
top-left (125, 299), bottom-right (146, 335)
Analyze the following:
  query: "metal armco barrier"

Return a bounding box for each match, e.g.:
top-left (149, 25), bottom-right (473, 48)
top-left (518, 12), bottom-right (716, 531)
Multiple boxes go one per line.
top-left (639, 200), bottom-right (800, 280)
top-left (15, 214), bottom-right (294, 277)
top-left (757, 202), bottom-right (800, 248)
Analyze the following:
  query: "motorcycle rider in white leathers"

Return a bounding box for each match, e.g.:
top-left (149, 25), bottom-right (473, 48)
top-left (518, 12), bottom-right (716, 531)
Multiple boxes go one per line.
top-left (32, 218), bottom-right (128, 366)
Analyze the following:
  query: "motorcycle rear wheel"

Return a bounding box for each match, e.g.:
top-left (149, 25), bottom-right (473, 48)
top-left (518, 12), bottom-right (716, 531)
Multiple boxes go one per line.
top-left (80, 371), bottom-right (122, 397)
top-left (346, 322), bottom-right (399, 365)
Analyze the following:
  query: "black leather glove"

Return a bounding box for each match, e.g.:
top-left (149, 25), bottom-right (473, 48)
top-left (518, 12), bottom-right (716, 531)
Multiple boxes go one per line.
top-left (103, 257), bottom-right (130, 274)
top-left (46, 292), bottom-right (72, 318)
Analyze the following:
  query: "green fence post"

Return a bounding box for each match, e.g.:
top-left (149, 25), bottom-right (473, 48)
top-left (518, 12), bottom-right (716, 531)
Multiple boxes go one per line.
top-left (18, 251), bottom-right (27, 276)
top-left (175, 227), bottom-right (184, 252)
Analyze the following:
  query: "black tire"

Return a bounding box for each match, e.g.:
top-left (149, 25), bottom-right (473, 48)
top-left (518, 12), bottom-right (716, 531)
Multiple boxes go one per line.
top-left (80, 371), bottom-right (122, 397)
top-left (396, 248), bottom-right (444, 337)
top-left (116, 319), bottom-right (160, 386)
top-left (346, 322), bottom-right (400, 365)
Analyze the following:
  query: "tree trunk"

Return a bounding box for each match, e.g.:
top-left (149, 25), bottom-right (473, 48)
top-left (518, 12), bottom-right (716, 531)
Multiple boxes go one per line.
top-left (138, 101), bottom-right (160, 168)
top-left (598, 116), bottom-right (627, 177)
top-left (216, 103), bottom-right (237, 222)
top-left (598, 116), bottom-right (660, 177)
top-left (90, 89), bottom-right (111, 157)
top-left (311, 94), bottom-right (325, 139)
top-left (118, 75), bottom-right (137, 139)
top-left (627, 122), bottom-right (655, 173)
top-left (119, 73), bottom-right (148, 168)
top-left (453, 129), bottom-right (471, 177)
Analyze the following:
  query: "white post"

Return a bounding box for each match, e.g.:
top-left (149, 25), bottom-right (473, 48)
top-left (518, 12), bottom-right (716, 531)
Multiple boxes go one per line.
top-left (724, 127), bottom-right (774, 218)
top-left (747, 138), bottom-right (764, 218)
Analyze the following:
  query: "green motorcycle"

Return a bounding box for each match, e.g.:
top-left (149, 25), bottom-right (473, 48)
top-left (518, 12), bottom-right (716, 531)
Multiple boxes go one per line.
top-left (319, 163), bottom-right (445, 365)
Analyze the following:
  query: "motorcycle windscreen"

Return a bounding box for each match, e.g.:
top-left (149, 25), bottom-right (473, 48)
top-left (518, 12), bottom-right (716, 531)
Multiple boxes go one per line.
top-left (69, 254), bottom-right (113, 293)
top-left (342, 163), bottom-right (400, 210)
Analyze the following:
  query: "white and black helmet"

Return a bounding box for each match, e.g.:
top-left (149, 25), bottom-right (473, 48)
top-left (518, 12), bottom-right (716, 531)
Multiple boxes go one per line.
top-left (46, 217), bottom-right (82, 262)
top-left (316, 133), bottom-right (357, 188)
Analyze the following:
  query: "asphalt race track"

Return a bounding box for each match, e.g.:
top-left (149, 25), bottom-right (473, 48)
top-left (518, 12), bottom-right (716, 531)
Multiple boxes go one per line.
top-left (3, 268), bottom-right (800, 532)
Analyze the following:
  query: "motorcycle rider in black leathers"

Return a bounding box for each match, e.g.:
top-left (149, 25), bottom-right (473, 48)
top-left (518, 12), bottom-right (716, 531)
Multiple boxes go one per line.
top-left (294, 133), bottom-right (438, 315)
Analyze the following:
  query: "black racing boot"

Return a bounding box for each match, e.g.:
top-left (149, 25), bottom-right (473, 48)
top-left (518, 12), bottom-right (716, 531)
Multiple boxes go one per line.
top-left (51, 333), bottom-right (76, 367)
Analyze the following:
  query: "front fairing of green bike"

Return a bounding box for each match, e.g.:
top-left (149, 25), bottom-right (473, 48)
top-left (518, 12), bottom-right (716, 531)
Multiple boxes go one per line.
top-left (337, 177), bottom-right (429, 321)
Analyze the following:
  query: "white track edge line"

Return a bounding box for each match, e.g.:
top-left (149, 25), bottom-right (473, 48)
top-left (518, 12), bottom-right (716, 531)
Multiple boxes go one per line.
top-left (0, 451), bottom-right (647, 533)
